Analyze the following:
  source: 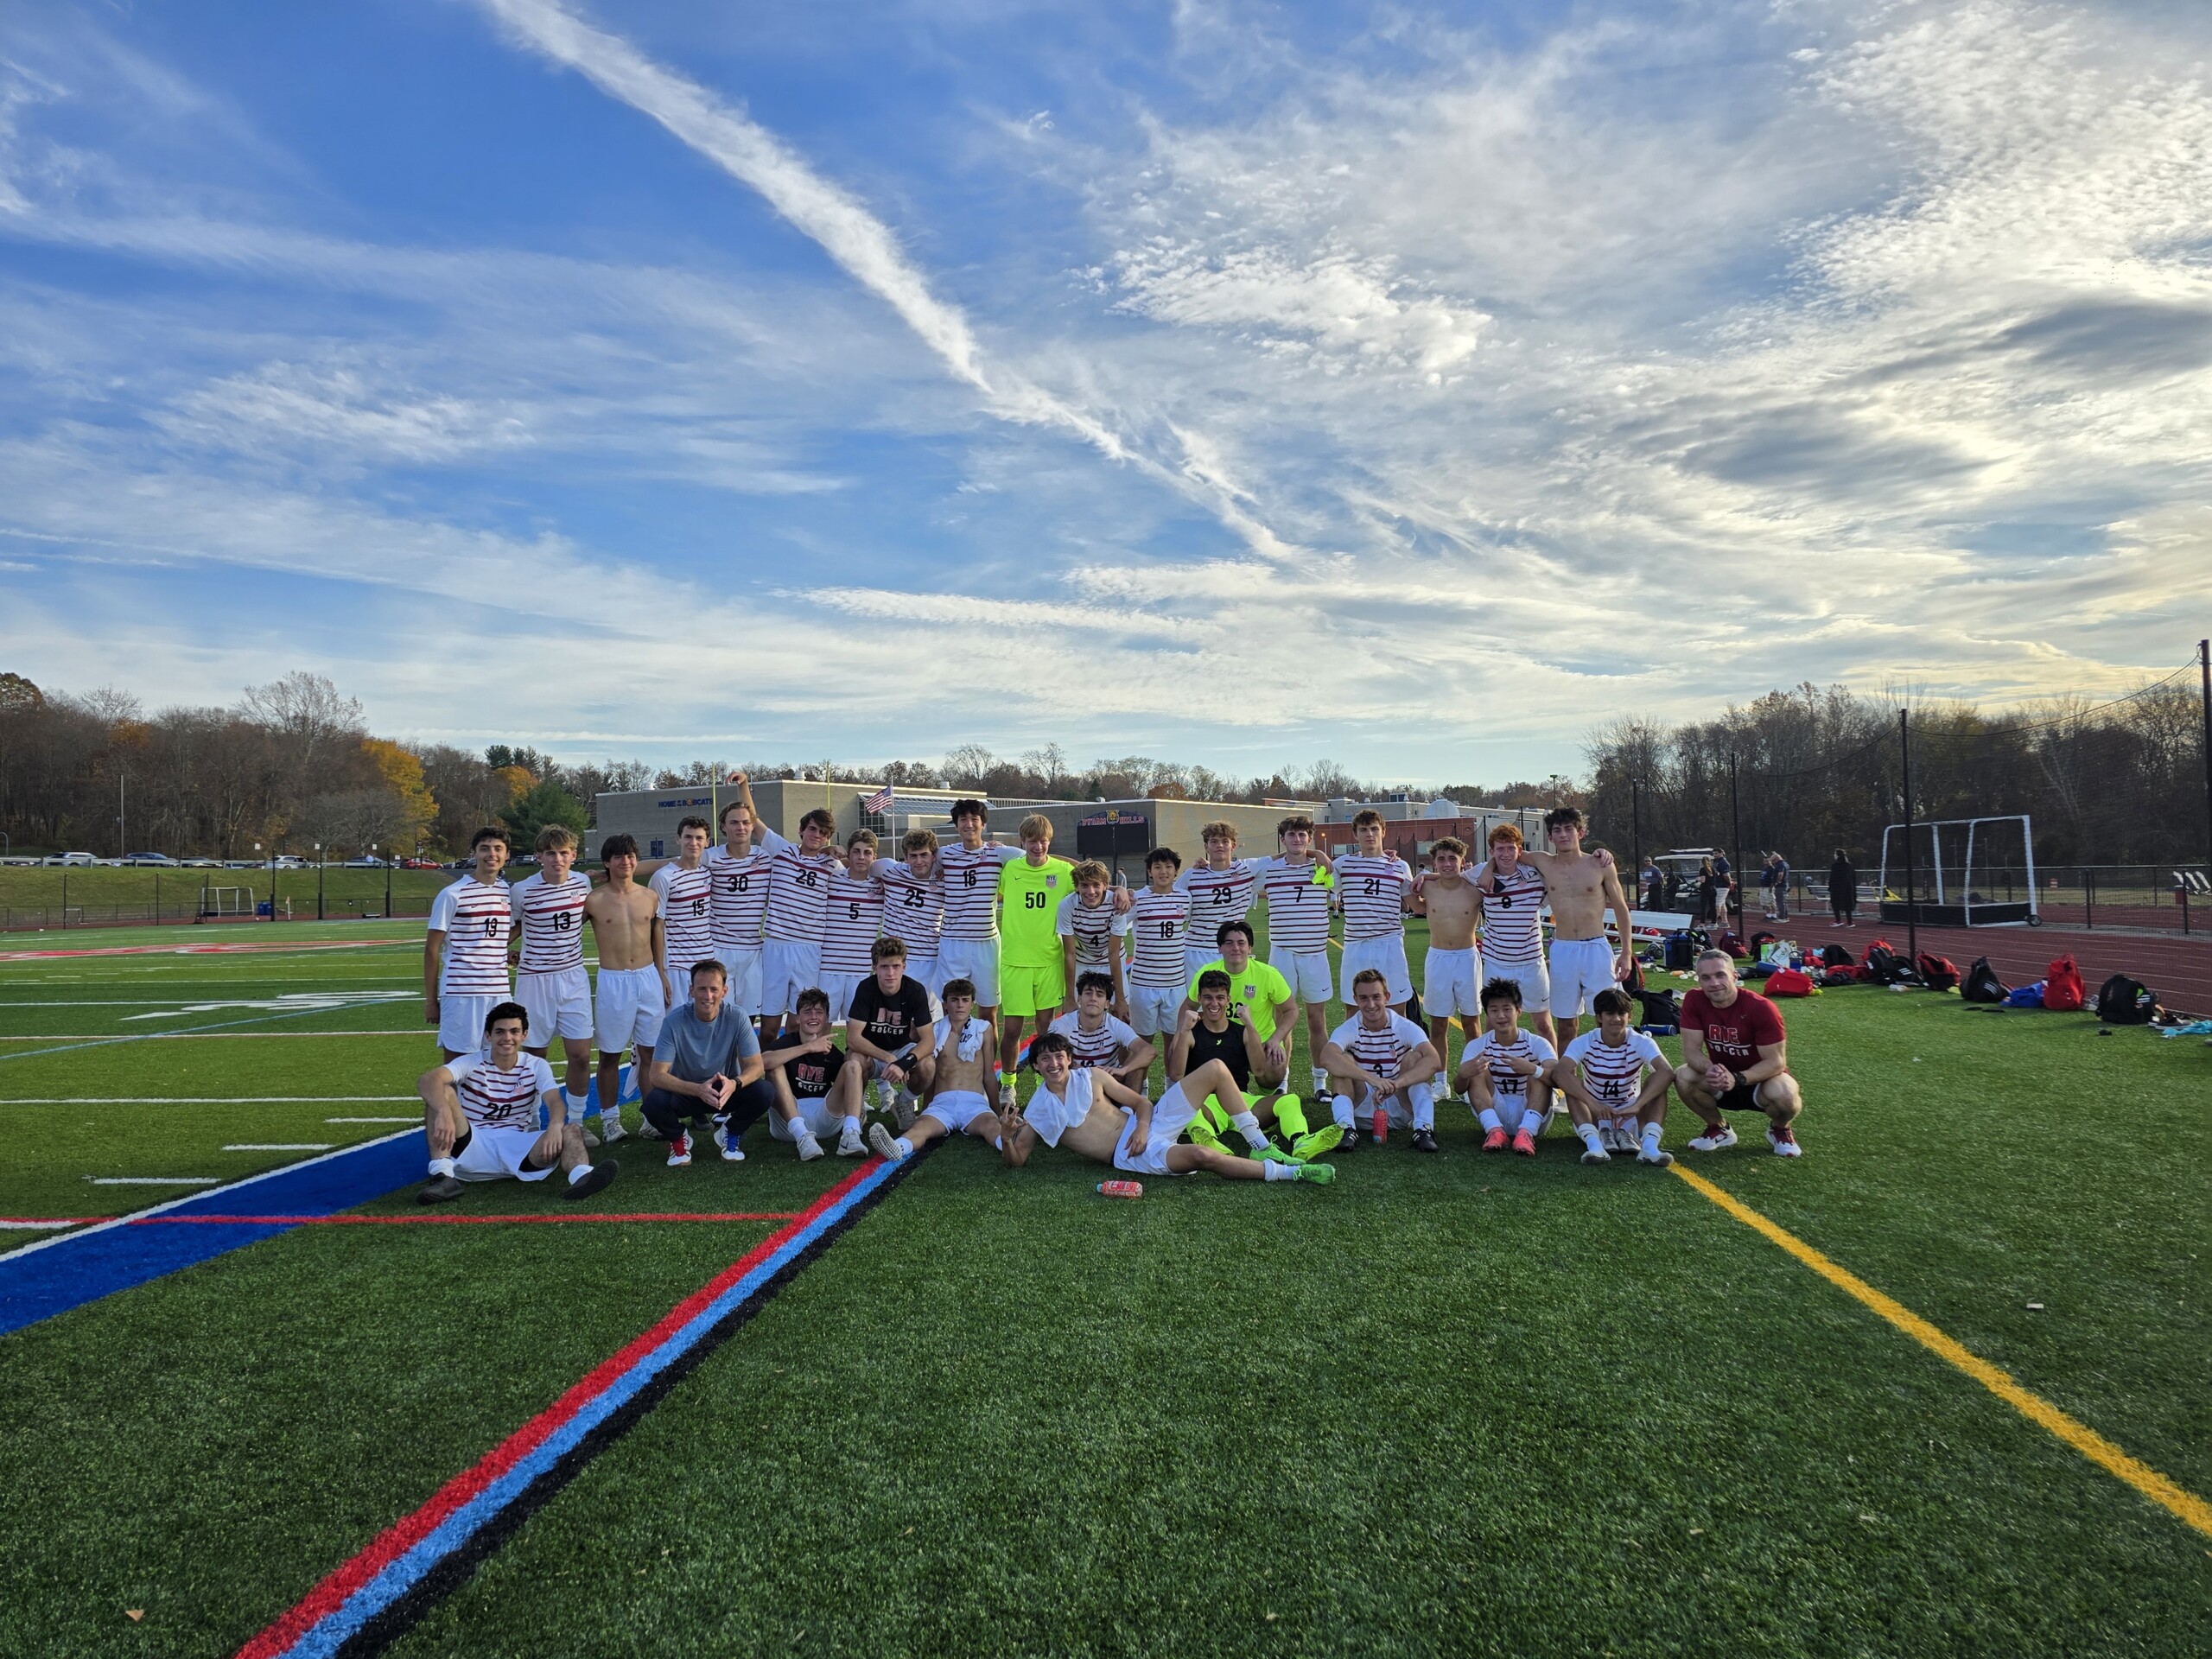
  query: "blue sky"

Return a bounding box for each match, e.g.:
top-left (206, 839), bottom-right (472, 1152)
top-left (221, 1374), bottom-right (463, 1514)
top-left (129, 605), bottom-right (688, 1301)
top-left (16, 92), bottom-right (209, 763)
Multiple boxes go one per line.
top-left (2, 1), bottom-right (2207, 786)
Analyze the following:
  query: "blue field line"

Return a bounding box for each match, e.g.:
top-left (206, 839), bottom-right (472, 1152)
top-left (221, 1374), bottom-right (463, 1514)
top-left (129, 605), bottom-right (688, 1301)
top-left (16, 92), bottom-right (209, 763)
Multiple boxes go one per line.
top-left (0, 1129), bottom-right (426, 1337)
top-left (0, 1001), bottom-right (410, 1062)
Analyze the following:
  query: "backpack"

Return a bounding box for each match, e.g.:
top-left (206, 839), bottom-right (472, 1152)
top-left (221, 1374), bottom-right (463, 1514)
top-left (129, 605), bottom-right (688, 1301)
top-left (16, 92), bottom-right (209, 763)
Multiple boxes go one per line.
top-left (1765, 967), bottom-right (1815, 997)
top-left (2044, 955), bottom-right (2086, 1013)
top-left (1821, 943), bottom-right (1855, 968)
top-left (1960, 957), bottom-right (2008, 1003)
top-left (1861, 940), bottom-right (1905, 984)
top-left (1820, 963), bottom-right (1858, 984)
top-left (1916, 951), bottom-right (1961, 993)
top-left (1749, 931), bottom-right (1777, 956)
top-left (1618, 953), bottom-right (1646, 995)
top-left (1715, 930), bottom-right (1744, 959)
top-left (2094, 973), bottom-right (2158, 1025)
top-left (1637, 988), bottom-right (1680, 1031)
top-left (1663, 931), bottom-right (1697, 971)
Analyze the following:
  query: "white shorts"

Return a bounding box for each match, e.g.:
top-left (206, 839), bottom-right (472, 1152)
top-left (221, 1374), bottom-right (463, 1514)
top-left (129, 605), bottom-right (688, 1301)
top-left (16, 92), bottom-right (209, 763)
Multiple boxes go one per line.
top-left (1340, 935), bottom-right (1413, 1005)
top-left (1548, 937), bottom-right (1619, 1019)
top-left (454, 1122), bottom-right (556, 1183)
top-left (517, 968), bottom-right (593, 1046)
top-left (1184, 945), bottom-right (1217, 986)
top-left (1271, 946), bottom-right (1333, 1005)
top-left (1127, 982), bottom-right (1185, 1039)
top-left (936, 938), bottom-right (1000, 1007)
top-left (1114, 1080), bottom-right (1200, 1177)
top-left (665, 963), bottom-right (693, 1009)
top-left (906, 953), bottom-right (944, 998)
top-left (713, 942), bottom-right (764, 1018)
top-left (1423, 946), bottom-right (1483, 1018)
top-left (821, 970), bottom-right (869, 1025)
top-left (767, 1097), bottom-right (846, 1142)
top-left (921, 1090), bottom-right (996, 1135)
top-left (594, 964), bottom-right (665, 1054)
top-left (1342, 1077), bottom-right (1436, 1130)
top-left (437, 992), bottom-right (505, 1055)
top-left (760, 939), bottom-right (823, 1017)
top-left (1485, 956), bottom-right (1551, 1015)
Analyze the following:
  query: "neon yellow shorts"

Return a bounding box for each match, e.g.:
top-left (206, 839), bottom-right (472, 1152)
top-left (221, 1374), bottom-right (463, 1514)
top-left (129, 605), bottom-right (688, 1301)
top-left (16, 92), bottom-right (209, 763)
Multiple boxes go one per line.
top-left (1000, 962), bottom-right (1066, 1018)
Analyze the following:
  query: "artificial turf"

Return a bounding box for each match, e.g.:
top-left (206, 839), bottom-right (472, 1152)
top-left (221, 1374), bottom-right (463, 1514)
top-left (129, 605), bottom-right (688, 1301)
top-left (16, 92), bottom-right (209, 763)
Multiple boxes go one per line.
top-left (0, 921), bottom-right (2205, 1656)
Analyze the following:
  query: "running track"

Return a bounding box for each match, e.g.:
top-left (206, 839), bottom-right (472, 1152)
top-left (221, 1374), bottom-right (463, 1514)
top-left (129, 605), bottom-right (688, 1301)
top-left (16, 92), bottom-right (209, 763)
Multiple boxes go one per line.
top-left (1818, 920), bottom-right (2212, 1015)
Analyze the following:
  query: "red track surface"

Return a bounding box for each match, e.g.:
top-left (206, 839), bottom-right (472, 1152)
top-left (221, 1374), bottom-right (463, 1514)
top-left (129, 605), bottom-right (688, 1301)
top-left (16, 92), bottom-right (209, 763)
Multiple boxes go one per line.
top-left (1813, 920), bottom-right (2212, 1015)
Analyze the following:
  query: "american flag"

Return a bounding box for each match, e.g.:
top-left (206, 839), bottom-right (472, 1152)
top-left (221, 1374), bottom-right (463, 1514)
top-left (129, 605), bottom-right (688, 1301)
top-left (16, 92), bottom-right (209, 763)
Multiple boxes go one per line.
top-left (861, 785), bottom-right (894, 815)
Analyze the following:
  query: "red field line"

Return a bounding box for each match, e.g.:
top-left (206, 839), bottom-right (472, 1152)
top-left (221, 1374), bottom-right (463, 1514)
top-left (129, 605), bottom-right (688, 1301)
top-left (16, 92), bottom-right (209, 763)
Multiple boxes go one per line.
top-left (131, 1211), bottom-right (804, 1225)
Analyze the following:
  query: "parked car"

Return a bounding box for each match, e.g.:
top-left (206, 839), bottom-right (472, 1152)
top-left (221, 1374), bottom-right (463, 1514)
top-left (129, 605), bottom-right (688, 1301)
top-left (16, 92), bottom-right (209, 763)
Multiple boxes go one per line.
top-left (121, 852), bottom-right (177, 866)
top-left (42, 852), bottom-right (98, 866)
top-left (271, 855), bottom-right (307, 869)
top-left (397, 856), bottom-right (437, 869)
top-left (181, 858), bottom-right (221, 868)
top-left (342, 855), bottom-right (386, 868)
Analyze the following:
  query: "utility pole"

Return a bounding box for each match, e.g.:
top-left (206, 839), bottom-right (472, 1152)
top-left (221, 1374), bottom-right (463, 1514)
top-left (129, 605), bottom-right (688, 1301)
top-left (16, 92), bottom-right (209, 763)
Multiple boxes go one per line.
top-left (1630, 779), bottom-right (1643, 897)
top-left (2200, 638), bottom-right (2210, 872)
top-left (117, 770), bottom-right (126, 858)
top-left (1900, 709), bottom-right (1918, 967)
top-left (1728, 754), bottom-right (1744, 936)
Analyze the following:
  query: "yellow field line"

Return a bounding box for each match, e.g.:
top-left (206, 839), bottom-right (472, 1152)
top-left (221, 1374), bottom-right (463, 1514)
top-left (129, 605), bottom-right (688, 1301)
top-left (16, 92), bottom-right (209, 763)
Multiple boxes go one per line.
top-left (1667, 1162), bottom-right (2212, 1538)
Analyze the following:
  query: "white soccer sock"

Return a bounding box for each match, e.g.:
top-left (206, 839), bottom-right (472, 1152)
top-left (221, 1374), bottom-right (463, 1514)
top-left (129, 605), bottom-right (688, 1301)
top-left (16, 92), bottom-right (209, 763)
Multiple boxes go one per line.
top-left (564, 1090), bottom-right (588, 1121)
top-left (1478, 1107), bottom-right (1502, 1134)
top-left (566, 1163), bottom-right (590, 1185)
top-left (1641, 1122), bottom-right (1664, 1154)
top-left (1230, 1110), bottom-right (1269, 1150)
top-left (429, 1156), bottom-right (455, 1177)
top-left (893, 1135), bottom-right (915, 1159)
top-left (1577, 1122), bottom-right (1605, 1154)
top-left (1331, 1093), bottom-right (1356, 1129)
top-left (1262, 1160), bottom-right (1299, 1181)
top-left (1412, 1096), bottom-right (1434, 1133)
top-left (1312, 1066), bottom-right (1330, 1091)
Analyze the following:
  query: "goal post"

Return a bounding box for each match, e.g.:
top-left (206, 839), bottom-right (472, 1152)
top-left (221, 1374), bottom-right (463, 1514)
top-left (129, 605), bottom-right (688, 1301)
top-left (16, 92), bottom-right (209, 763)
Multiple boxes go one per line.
top-left (199, 886), bottom-right (255, 918)
top-left (1878, 816), bottom-right (2039, 926)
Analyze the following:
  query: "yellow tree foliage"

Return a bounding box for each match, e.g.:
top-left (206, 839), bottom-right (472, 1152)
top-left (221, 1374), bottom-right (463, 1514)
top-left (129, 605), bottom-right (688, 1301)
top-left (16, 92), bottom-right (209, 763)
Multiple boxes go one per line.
top-left (492, 764), bottom-right (536, 805)
top-left (363, 739), bottom-right (437, 848)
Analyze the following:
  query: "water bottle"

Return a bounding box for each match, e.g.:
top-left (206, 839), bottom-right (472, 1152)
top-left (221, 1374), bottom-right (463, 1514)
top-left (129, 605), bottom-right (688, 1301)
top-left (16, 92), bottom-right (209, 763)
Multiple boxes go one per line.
top-left (1096, 1180), bottom-right (1144, 1199)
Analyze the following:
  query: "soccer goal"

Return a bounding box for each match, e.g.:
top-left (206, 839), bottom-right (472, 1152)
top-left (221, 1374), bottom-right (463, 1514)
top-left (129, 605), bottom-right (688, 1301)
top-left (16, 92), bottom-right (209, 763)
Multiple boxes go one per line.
top-left (1877, 815), bottom-right (2039, 927)
top-left (199, 886), bottom-right (255, 918)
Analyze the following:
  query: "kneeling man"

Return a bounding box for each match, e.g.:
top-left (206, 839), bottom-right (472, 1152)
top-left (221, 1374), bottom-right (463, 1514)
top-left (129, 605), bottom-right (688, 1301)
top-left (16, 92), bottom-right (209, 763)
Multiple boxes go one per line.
top-left (641, 959), bottom-right (776, 1166)
top-left (1674, 950), bottom-right (1803, 1156)
top-left (417, 1001), bottom-right (617, 1203)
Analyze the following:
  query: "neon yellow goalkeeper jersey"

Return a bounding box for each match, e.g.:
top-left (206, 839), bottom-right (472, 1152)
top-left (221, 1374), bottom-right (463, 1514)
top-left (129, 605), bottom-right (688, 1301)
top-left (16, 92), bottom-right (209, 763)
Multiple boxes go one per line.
top-left (996, 855), bottom-right (1074, 969)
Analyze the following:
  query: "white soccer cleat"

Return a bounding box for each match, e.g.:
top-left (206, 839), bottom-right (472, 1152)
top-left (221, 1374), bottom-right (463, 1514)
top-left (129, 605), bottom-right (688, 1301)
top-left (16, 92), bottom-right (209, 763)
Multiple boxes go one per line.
top-left (597, 1114), bottom-right (626, 1145)
top-left (1596, 1122), bottom-right (1621, 1154)
top-left (794, 1129), bottom-right (824, 1163)
top-left (871, 1078), bottom-right (895, 1115)
top-left (836, 1123), bottom-right (867, 1158)
top-left (893, 1089), bottom-right (918, 1132)
top-left (1580, 1144), bottom-right (1611, 1166)
top-left (1688, 1123), bottom-right (1738, 1152)
top-left (711, 1124), bottom-right (745, 1163)
top-left (1637, 1143), bottom-right (1675, 1167)
top-left (998, 1080), bottom-right (1016, 1110)
top-left (1766, 1124), bottom-right (1803, 1158)
top-left (868, 1122), bottom-right (906, 1162)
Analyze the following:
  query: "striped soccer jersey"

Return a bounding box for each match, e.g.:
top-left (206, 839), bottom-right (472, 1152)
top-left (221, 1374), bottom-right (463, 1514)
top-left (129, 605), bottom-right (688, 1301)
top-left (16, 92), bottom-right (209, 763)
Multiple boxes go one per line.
top-left (1177, 857), bottom-right (1263, 941)
top-left (1332, 853), bottom-right (1413, 942)
top-left (447, 1051), bottom-right (556, 1131)
top-left (650, 860), bottom-right (715, 967)
top-left (1047, 1009), bottom-right (1140, 1069)
top-left (936, 842), bottom-right (1019, 941)
top-left (876, 860), bottom-right (944, 956)
top-left (429, 877), bottom-right (513, 995)
top-left (1327, 1012), bottom-right (1429, 1078)
top-left (1255, 856), bottom-right (1332, 954)
top-left (508, 871), bottom-right (590, 975)
top-left (1479, 860), bottom-right (1548, 966)
top-left (1127, 887), bottom-right (1196, 987)
top-left (706, 837), bottom-right (776, 949)
top-left (821, 868), bottom-right (887, 975)
top-left (1055, 892), bottom-right (1131, 969)
top-left (1564, 1029), bottom-right (1665, 1107)
top-left (763, 838), bottom-right (841, 943)
top-left (1464, 1028), bottom-right (1557, 1102)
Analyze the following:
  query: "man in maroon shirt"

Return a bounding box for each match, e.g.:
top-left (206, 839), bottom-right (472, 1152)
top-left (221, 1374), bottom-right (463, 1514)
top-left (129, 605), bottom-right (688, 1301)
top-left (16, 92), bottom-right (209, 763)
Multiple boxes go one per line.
top-left (1672, 950), bottom-right (1804, 1156)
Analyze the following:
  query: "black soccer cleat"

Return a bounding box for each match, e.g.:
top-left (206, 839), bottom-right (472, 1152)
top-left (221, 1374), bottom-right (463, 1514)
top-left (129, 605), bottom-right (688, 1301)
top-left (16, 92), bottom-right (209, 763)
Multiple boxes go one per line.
top-left (1335, 1126), bottom-right (1360, 1154)
top-left (416, 1175), bottom-right (465, 1205)
top-left (563, 1158), bottom-right (619, 1201)
top-left (1410, 1128), bottom-right (1439, 1154)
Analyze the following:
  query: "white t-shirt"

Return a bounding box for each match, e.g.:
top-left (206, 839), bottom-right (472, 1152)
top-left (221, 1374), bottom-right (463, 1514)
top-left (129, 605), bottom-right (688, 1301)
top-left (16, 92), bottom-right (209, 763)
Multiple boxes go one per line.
top-left (444, 1051), bottom-right (556, 1131)
top-left (1326, 1012), bottom-right (1429, 1078)
top-left (1463, 1028), bottom-right (1558, 1099)
top-left (1048, 1009), bottom-right (1140, 1069)
top-left (1564, 1029), bottom-right (1665, 1106)
top-left (1022, 1068), bottom-right (1102, 1147)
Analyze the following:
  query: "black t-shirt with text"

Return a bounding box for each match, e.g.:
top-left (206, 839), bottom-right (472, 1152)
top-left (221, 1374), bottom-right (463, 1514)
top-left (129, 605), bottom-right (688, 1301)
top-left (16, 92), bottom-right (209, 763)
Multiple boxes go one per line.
top-left (766, 1031), bottom-right (849, 1101)
top-left (849, 976), bottom-right (932, 1052)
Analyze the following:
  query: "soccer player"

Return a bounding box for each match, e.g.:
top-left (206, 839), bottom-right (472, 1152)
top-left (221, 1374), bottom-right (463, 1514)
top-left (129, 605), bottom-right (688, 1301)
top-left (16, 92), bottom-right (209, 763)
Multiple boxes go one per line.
top-left (1458, 978), bottom-right (1558, 1156)
top-left (1472, 824), bottom-right (1554, 1048)
top-left (648, 816), bottom-right (715, 1009)
top-left (1168, 972), bottom-right (1334, 1160)
top-left (705, 773), bottom-right (773, 1022)
top-left (416, 1001), bottom-right (617, 1203)
top-left (1056, 859), bottom-right (1133, 1020)
top-left (847, 936), bottom-right (938, 1119)
top-left (640, 959), bottom-right (776, 1166)
top-left (995, 814), bottom-right (1074, 1107)
top-left (819, 829), bottom-right (890, 1021)
top-left (867, 977), bottom-right (1002, 1161)
top-left (999, 1033), bottom-right (1333, 1185)
top-left (1411, 836), bottom-right (1483, 1099)
top-left (1673, 950), bottom-right (1803, 1156)
top-left (1333, 810), bottom-right (1415, 1014)
top-left (1179, 919), bottom-right (1298, 1087)
top-left (1256, 814), bottom-right (1339, 1097)
top-left (1048, 970), bottom-right (1154, 1092)
top-left (761, 988), bottom-right (861, 1160)
top-left (1559, 987), bottom-right (1675, 1166)
top-left (583, 833), bottom-right (668, 1145)
top-left (1319, 967), bottom-right (1444, 1154)
top-left (760, 806), bottom-right (841, 1039)
top-left (423, 826), bottom-right (513, 1060)
top-left (879, 830), bottom-right (948, 995)
top-left (1176, 821), bottom-right (1267, 982)
top-left (509, 825), bottom-right (596, 1135)
top-left (934, 798), bottom-right (1021, 1044)
top-left (1501, 806), bottom-right (1636, 1049)
top-left (1123, 846), bottom-right (1196, 1060)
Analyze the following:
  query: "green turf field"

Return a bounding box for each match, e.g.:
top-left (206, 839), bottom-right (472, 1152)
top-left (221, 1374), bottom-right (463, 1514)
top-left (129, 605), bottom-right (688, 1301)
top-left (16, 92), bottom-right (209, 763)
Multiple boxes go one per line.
top-left (0, 866), bottom-right (453, 928)
top-left (0, 919), bottom-right (2204, 1656)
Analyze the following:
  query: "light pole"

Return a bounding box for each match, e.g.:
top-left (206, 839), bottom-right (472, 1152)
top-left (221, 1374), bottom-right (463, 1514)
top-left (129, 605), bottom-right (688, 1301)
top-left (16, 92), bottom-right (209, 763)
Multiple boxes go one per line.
top-left (252, 842), bottom-right (263, 921)
top-left (315, 842), bottom-right (325, 921)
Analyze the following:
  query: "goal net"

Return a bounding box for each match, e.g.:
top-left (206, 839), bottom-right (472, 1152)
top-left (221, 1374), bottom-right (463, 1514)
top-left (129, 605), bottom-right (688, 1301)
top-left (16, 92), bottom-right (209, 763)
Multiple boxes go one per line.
top-left (1878, 816), bottom-right (2038, 926)
top-left (200, 886), bottom-right (255, 917)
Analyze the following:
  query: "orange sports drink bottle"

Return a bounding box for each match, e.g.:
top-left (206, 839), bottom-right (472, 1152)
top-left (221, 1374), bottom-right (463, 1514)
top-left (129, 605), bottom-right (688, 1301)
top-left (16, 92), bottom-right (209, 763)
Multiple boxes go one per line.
top-left (1371, 1105), bottom-right (1388, 1146)
top-left (1096, 1180), bottom-right (1143, 1199)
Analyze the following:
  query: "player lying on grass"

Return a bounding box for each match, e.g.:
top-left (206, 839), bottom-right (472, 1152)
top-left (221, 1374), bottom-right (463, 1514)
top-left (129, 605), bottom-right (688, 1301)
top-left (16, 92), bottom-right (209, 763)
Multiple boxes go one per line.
top-left (1673, 949), bottom-right (1803, 1157)
top-left (424, 825), bottom-right (513, 1061)
top-left (584, 832), bottom-right (668, 1145)
top-left (1557, 988), bottom-right (1674, 1166)
top-left (1049, 970), bottom-right (1154, 1091)
top-left (1319, 967), bottom-right (1444, 1154)
top-left (1457, 977), bottom-right (1558, 1156)
top-left (762, 987), bottom-right (862, 1161)
top-left (1000, 1033), bottom-right (1333, 1184)
top-left (1169, 973), bottom-right (1338, 1161)
top-left (869, 977), bottom-right (1004, 1162)
top-left (1410, 836), bottom-right (1482, 1102)
top-left (845, 935), bottom-right (938, 1121)
top-left (640, 960), bottom-right (775, 1167)
top-left (417, 1001), bottom-right (617, 1204)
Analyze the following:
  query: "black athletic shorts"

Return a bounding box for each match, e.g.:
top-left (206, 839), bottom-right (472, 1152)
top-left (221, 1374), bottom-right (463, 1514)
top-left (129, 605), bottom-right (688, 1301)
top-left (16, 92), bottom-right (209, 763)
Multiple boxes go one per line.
top-left (1716, 1078), bottom-right (1768, 1113)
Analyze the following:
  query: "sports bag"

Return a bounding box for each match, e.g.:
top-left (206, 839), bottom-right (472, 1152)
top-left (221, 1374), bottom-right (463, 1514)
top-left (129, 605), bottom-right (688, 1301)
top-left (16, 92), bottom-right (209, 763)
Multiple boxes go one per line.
top-left (1663, 931), bottom-right (1697, 971)
top-left (1916, 951), bottom-right (1961, 993)
top-left (1861, 940), bottom-right (1906, 984)
top-left (1765, 967), bottom-right (1815, 997)
top-left (1960, 957), bottom-right (2008, 1003)
top-left (1637, 988), bottom-right (1681, 1030)
top-left (1820, 943), bottom-right (1855, 968)
top-left (1714, 929), bottom-right (1745, 959)
top-left (2094, 973), bottom-right (2158, 1025)
top-left (2044, 955), bottom-right (2086, 1013)
top-left (2004, 981), bottom-right (2046, 1008)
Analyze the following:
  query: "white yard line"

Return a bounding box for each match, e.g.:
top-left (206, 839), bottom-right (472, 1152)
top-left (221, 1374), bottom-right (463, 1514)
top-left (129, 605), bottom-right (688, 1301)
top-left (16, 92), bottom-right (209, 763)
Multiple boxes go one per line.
top-left (223, 1143), bottom-right (334, 1151)
top-left (86, 1176), bottom-right (223, 1185)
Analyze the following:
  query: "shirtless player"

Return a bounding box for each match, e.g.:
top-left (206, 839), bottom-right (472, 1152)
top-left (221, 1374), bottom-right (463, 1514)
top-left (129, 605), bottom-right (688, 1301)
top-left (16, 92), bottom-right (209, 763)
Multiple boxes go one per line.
top-left (583, 833), bottom-right (669, 1144)
top-left (1489, 806), bottom-right (1636, 1048)
top-left (868, 977), bottom-right (1004, 1162)
top-left (1412, 836), bottom-right (1483, 1099)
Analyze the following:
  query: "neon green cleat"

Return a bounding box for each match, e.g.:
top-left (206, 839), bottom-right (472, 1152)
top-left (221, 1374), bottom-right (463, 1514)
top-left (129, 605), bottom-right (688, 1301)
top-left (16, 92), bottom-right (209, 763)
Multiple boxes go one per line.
top-left (1294, 1160), bottom-right (1336, 1185)
top-left (1185, 1114), bottom-right (1224, 1150)
top-left (1254, 1141), bottom-right (1300, 1164)
top-left (1290, 1122), bottom-right (1344, 1161)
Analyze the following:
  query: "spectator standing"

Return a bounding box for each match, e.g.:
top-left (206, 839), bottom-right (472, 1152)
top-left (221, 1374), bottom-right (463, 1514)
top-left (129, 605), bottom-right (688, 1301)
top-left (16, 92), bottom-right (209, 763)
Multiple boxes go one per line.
top-left (1638, 858), bottom-right (1663, 910)
top-left (1827, 849), bottom-right (1857, 929)
top-left (1756, 858), bottom-right (1775, 919)
top-left (1766, 852), bottom-right (1791, 921)
top-left (1696, 858), bottom-right (1720, 925)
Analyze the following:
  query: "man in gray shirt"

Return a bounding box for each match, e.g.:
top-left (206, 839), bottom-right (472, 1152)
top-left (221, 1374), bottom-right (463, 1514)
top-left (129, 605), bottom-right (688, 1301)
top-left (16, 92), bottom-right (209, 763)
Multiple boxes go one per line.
top-left (641, 958), bottom-right (775, 1166)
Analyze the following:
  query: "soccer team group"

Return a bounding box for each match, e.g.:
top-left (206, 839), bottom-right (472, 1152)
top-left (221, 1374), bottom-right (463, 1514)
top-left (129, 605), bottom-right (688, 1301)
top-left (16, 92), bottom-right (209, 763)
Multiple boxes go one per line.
top-left (415, 777), bottom-right (1808, 1204)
